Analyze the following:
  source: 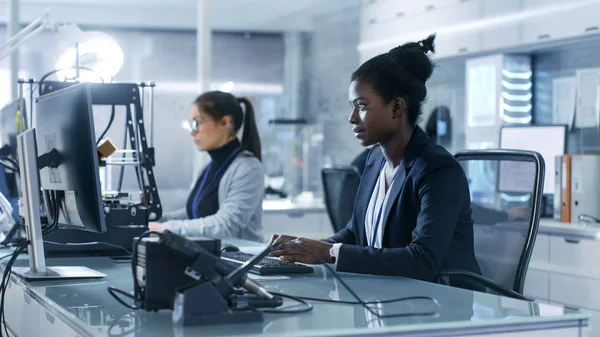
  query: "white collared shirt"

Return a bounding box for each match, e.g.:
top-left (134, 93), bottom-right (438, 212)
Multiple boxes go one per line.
top-left (329, 161), bottom-right (400, 264)
top-left (365, 161), bottom-right (399, 248)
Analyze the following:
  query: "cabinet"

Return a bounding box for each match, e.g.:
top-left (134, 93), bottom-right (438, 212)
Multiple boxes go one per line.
top-left (480, 0), bottom-right (523, 50)
top-left (360, 0), bottom-right (600, 60)
top-left (261, 210), bottom-right (333, 242)
top-left (435, 32), bottom-right (481, 58)
top-left (523, 2), bottom-right (600, 44)
top-left (525, 229), bottom-right (600, 335)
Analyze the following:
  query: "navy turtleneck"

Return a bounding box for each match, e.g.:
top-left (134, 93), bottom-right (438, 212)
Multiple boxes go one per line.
top-left (186, 138), bottom-right (241, 219)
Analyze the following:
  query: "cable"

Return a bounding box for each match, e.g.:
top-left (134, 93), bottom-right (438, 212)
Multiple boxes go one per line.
top-left (107, 230), bottom-right (163, 310)
top-left (42, 191), bottom-right (59, 236)
top-left (108, 287), bottom-right (141, 310)
top-left (291, 294), bottom-right (440, 306)
top-left (261, 292), bottom-right (312, 314)
top-left (0, 254), bottom-right (12, 262)
top-left (97, 105), bottom-right (116, 145)
top-left (43, 241), bottom-right (132, 255)
top-left (0, 240), bottom-right (29, 337)
top-left (278, 242), bottom-right (440, 319)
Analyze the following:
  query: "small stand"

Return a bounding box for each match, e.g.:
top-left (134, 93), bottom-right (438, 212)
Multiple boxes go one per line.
top-left (172, 282), bottom-right (263, 326)
top-left (11, 129), bottom-right (105, 280)
top-left (169, 247), bottom-right (281, 327)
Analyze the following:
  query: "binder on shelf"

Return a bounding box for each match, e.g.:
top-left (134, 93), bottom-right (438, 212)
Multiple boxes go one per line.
top-left (560, 154), bottom-right (571, 223)
top-left (554, 156), bottom-right (562, 220)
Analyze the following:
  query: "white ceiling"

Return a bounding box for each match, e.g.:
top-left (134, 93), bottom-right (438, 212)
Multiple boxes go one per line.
top-left (0, 0), bottom-right (360, 31)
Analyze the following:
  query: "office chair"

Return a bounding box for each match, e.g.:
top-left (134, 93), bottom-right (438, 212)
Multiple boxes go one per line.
top-left (440, 149), bottom-right (545, 300)
top-left (321, 167), bottom-right (361, 233)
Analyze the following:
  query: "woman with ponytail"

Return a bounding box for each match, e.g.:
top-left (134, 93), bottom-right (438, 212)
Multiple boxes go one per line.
top-left (149, 91), bottom-right (264, 242)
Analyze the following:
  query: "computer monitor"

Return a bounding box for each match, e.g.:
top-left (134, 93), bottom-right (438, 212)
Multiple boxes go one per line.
top-left (0, 98), bottom-right (26, 158)
top-left (499, 125), bottom-right (567, 195)
top-left (12, 83), bottom-right (106, 280)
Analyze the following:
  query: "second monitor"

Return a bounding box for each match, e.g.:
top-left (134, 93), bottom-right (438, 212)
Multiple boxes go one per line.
top-left (13, 82), bottom-right (106, 280)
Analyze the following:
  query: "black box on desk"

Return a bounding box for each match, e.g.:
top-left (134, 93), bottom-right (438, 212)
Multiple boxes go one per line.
top-left (135, 236), bottom-right (221, 311)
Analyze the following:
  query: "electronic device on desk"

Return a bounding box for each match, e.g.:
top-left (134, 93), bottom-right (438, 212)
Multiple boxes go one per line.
top-left (499, 125), bottom-right (567, 218)
top-left (221, 251), bottom-right (314, 275)
top-left (11, 83), bottom-right (107, 280)
top-left (134, 235), bottom-right (222, 311)
top-left (130, 231), bottom-right (283, 326)
top-left (103, 191), bottom-right (149, 227)
top-left (0, 98), bottom-right (26, 224)
top-left (28, 80), bottom-right (163, 257)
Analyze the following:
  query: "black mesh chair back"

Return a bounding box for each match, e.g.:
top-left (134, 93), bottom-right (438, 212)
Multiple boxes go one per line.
top-left (321, 167), bottom-right (361, 233)
top-left (452, 149), bottom-right (545, 296)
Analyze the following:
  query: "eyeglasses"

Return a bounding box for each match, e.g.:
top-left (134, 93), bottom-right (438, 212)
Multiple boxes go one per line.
top-left (182, 117), bottom-right (211, 132)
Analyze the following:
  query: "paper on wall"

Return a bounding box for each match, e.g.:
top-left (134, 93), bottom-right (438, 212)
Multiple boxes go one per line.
top-left (575, 68), bottom-right (600, 128)
top-left (552, 76), bottom-right (576, 128)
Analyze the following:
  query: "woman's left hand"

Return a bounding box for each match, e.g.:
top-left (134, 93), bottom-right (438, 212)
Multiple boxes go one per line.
top-left (148, 222), bottom-right (164, 233)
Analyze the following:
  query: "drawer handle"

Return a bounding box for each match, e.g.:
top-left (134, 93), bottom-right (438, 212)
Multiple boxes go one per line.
top-left (287, 212), bottom-right (305, 218)
top-left (396, 12), bottom-right (405, 18)
top-left (564, 238), bottom-right (580, 244)
top-left (368, 18), bottom-right (378, 25)
top-left (585, 26), bottom-right (599, 32)
top-left (458, 47), bottom-right (469, 53)
top-left (538, 33), bottom-right (551, 39)
top-left (426, 5), bottom-right (435, 11)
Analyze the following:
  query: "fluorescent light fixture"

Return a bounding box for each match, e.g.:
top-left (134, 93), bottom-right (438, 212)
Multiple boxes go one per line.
top-left (502, 114), bottom-right (533, 124)
top-left (500, 193), bottom-right (531, 202)
top-left (503, 103), bottom-right (532, 113)
top-left (502, 92), bottom-right (532, 101)
top-left (501, 80), bottom-right (532, 90)
top-left (501, 69), bottom-right (532, 80)
top-left (55, 31), bottom-right (124, 82)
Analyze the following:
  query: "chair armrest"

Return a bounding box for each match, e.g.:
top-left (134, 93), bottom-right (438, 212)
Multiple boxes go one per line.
top-left (439, 270), bottom-right (531, 301)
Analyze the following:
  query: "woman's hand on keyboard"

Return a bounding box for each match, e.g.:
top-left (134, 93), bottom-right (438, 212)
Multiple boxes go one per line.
top-left (268, 234), bottom-right (333, 264)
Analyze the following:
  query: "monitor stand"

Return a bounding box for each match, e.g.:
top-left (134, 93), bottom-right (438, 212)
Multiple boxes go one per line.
top-left (11, 129), bottom-right (105, 281)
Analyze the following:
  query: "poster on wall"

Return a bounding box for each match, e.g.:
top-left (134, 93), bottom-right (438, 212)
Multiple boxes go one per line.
top-left (574, 68), bottom-right (600, 128)
top-left (552, 76), bottom-right (576, 129)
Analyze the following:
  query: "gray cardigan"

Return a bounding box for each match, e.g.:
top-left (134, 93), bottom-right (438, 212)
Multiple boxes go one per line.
top-left (160, 151), bottom-right (264, 242)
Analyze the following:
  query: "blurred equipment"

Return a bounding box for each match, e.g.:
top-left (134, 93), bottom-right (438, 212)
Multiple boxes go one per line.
top-left (425, 105), bottom-right (452, 147)
top-left (321, 167), bottom-right (361, 232)
top-left (0, 98), bottom-right (25, 223)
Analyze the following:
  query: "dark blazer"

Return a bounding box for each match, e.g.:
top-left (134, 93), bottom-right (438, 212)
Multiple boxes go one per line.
top-left (327, 126), bottom-right (481, 284)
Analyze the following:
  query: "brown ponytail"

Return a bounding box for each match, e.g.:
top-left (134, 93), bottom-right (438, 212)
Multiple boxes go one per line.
top-left (238, 97), bottom-right (262, 161)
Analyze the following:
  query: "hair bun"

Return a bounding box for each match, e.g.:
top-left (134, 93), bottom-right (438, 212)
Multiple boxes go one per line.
top-left (418, 33), bottom-right (436, 54)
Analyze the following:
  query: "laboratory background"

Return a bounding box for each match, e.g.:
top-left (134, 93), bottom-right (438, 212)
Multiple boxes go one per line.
top-left (0, 0), bottom-right (599, 336)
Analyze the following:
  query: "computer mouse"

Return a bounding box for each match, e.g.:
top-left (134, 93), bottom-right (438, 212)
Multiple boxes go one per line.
top-left (222, 245), bottom-right (240, 252)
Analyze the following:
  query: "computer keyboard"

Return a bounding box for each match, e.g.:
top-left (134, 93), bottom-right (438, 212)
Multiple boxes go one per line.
top-left (220, 251), bottom-right (314, 275)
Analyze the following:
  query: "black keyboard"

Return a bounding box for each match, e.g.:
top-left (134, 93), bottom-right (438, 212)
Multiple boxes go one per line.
top-left (220, 251), bottom-right (314, 275)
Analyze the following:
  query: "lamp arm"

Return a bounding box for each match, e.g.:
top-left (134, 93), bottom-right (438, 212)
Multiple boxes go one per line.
top-left (0, 9), bottom-right (51, 62)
